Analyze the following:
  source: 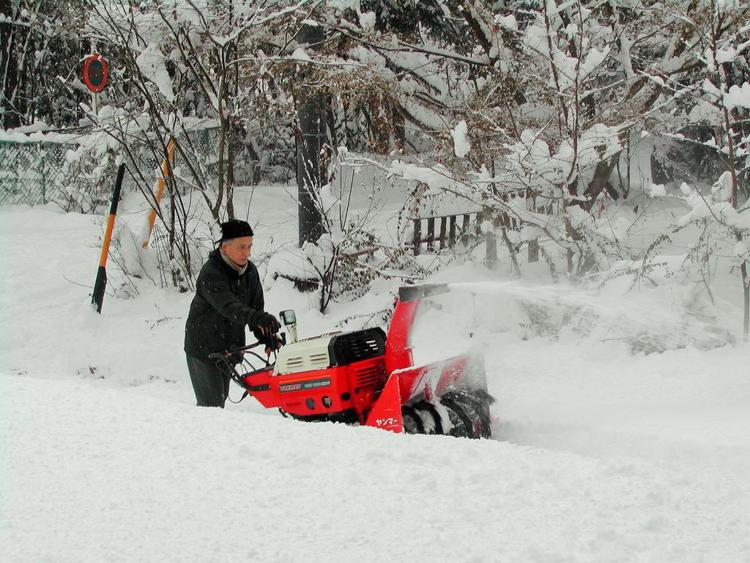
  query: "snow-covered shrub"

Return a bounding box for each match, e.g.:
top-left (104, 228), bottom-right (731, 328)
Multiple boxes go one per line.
top-left (55, 134), bottom-right (120, 214)
top-left (268, 228), bottom-right (429, 314)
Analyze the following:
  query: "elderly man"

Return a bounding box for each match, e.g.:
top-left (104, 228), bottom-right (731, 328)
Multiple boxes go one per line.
top-left (184, 219), bottom-right (280, 407)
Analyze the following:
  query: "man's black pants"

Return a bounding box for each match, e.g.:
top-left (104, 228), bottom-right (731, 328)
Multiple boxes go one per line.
top-left (186, 355), bottom-right (230, 408)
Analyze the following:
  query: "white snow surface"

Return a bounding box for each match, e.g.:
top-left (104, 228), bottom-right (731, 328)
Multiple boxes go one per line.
top-left (724, 82), bottom-right (750, 110)
top-left (135, 43), bottom-right (176, 103)
top-left (291, 47), bottom-right (311, 62)
top-left (451, 120), bottom-right (471, 158)
top-left (2, 193), bottom-right (750, 562)
top-left (645, 182), bottom-right (667, 197)
top-left (358, 10), bottom-right (376, 32)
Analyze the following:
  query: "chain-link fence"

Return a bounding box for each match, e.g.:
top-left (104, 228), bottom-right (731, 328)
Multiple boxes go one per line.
top-left (0, 125), bottom-right (293, 209)
top-left (0, 128), bottom-right (223, 208)
top-left (0, 140), bottom-right (93, 206)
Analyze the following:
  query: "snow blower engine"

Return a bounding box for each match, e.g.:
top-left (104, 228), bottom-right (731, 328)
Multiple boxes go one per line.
top-left (209, 283), bottom-right (493, 438)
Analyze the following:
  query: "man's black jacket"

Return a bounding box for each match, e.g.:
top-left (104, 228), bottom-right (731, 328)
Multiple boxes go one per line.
top-left (184, 249), bottom-right (265, 361)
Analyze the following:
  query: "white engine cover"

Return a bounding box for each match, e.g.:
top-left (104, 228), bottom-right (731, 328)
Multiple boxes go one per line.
top-left (274, 333), bottom-right (338, 375)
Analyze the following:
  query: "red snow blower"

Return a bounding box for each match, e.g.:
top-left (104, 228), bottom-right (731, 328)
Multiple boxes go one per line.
top-left (209, 283), bottom-right (494, 438)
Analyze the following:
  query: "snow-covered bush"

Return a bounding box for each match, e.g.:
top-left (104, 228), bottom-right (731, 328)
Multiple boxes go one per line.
top-left (268, 156), bottom-right (433, 312)
top-left (55, 128), bottom-right (122, 214)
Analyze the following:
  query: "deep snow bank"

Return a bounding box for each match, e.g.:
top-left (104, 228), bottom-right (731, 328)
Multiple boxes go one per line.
top-left (3, 372), bottom-right (750, 563)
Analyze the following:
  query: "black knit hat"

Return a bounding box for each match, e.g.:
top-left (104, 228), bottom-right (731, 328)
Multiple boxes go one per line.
top-left (219, 219), bottom-right (254, 241)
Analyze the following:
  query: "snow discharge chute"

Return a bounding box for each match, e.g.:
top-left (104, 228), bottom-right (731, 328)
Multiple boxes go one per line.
top-left (210, 283), bottom-right (494, 438)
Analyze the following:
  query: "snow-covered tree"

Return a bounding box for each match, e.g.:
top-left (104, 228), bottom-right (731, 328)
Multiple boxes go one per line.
top-left (3, 0), bottom-right (747, 331)
top-left (73, 0), bottom-right (311, 287)
top-left (648, 0), bottom-right (750, 340)
top-left (1, 0), bottom-right (85, 127)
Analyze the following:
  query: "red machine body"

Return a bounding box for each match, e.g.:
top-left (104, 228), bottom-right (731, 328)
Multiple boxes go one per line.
top-left (239, 355), bottom-right (387, 424)
top-left (236, 284), bottom-right (492, 438)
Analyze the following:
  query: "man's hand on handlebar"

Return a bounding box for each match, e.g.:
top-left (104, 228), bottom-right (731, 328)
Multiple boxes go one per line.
top-left (264, 334), bottom-right (284, 357)
top-left (255, 312), bottom-right (281, 336)
top-left (229, 351), bottom-right (245, 365)
top-left (252, 312), bottom-right (282, 356)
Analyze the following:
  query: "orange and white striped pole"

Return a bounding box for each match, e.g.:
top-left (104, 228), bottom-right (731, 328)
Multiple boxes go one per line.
top-left (142, 138), bottom-right (177, 248)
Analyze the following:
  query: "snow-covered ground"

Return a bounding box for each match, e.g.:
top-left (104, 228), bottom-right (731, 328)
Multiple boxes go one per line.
top-left (2, 188), bottom-right (750, 562)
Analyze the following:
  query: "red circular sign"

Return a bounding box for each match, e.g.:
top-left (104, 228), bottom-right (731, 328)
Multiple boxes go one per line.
top-left (82, 53), bottom-right (109, 93)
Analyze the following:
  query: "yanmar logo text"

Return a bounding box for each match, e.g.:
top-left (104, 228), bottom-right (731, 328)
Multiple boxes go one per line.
top-left (279, 378), bottom-right (331, 393)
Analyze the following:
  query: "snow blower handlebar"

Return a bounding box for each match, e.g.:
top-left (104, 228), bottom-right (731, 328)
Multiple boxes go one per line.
top-left (208, 339), bottom-right (279, 394)
top-left (208, 312), bottom-right (294, 399)
top-left (208, 332), bottom-right (285, 365)
top-left (208, 309), bottom-right (292, 366)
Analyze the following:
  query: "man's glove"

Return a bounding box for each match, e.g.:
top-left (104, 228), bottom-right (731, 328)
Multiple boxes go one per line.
top-left (265, 334), bottom-right (284, 353)
top-left (229, 351), bottom-right (245, 365)
top-left (253, 312), bottom-right (281, 336)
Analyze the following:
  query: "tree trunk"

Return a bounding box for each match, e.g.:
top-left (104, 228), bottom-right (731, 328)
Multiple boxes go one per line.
top-left (580, 156), bottom-right (620, 211)
top-left (563, 155), bottom-right (620, 275)
top-left (0, 0), bottom-right (20, 127)
top-left (226, 130), bottom-right (235, 220)
top-left (742, 258), bottom-right (749, 343)
top-left (295, 23), bottom-right (326, 247)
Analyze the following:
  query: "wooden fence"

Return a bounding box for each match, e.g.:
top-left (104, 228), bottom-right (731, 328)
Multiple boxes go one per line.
top-left (411, 208), bottom-right (538, 264)
top-left (412, 212), bottom-right (473, 254)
